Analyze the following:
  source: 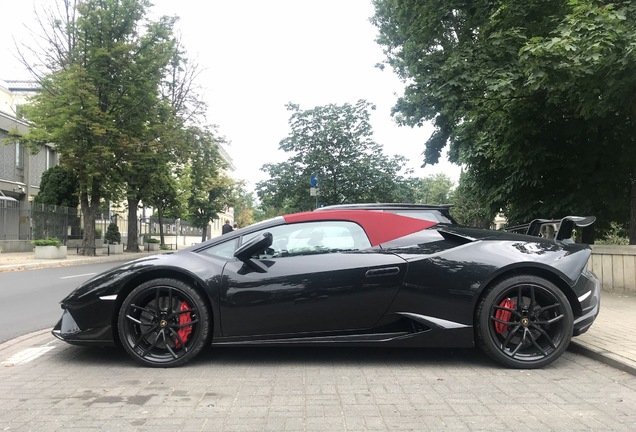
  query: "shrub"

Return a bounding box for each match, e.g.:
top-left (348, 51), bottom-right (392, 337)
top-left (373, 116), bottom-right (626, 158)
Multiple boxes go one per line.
top-left (32, 238), bottom-right (63, 247)
top-left (596, 222), bottom-right (629, 245)
top-left (95, 228), bottom-right (103, 239)
top-left (146, 238), bottom-right (160, 244)
top-left (104, 223), bottom-right (121, 245)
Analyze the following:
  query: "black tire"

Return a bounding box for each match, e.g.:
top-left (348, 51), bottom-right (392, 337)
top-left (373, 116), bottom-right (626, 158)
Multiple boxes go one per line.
top-left (475, 275), bottom-right (573, 369)
top-left (117, 278), bottom-right (210, 367)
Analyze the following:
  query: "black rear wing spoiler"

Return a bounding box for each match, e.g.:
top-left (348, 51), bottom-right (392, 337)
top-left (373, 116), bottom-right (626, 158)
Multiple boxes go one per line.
top-left (505, 216), bottom-right (596, 242)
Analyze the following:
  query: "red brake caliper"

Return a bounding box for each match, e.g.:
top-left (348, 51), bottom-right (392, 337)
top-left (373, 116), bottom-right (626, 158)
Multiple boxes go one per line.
top-left (495, 298), bottom-right (515, 334)
top-left (175, 301), bottom-right (193, 348)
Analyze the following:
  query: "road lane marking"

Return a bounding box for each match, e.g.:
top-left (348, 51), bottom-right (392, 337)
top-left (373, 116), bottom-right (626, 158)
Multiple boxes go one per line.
top-left (60, 273), bottom-right (96, 279)
top-left (2, 341), bottom-right (56, 366)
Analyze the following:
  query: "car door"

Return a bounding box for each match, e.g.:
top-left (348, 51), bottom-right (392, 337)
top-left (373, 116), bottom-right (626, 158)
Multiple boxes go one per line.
top-left (218, 221), bottom-right (408, 338)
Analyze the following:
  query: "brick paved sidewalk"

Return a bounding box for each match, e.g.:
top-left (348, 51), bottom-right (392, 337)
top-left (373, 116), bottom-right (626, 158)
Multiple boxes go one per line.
top-left (569, 289), bottom-right (636, 375)
top-left (1, 330), bottom-right (636, 432)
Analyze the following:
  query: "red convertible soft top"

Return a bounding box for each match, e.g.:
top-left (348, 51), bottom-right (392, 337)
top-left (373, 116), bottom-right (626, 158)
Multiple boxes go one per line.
top-left (284, 210), bottom-right (437, 246)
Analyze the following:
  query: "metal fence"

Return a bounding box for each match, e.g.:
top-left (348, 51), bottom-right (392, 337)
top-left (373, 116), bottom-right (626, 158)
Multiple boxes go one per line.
top-left (147, 216), bottom-right (204, 238)
top-left (0, 201), bottom-right (79, 242)
top-left (0, 199), bottom-right (22, 241)
top-left (0, 201), bottom-right (204, 243)
top-left (33, 203), bottom-right (80, 242)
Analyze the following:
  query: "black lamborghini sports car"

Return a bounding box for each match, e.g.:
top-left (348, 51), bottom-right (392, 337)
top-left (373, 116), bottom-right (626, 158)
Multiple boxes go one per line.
top-left (53, 210), bottom-right (600, 368)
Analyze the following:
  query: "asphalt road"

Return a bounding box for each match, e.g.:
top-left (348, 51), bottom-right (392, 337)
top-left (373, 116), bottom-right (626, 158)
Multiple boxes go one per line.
top-left (0, 261), bottom-right (125, 343)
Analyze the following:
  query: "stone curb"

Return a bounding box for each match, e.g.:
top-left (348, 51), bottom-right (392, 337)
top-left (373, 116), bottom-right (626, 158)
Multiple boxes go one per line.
top-left (569, 340), bottom-right (636, 377)
top-left (0, 250), bottom-right (172, 272)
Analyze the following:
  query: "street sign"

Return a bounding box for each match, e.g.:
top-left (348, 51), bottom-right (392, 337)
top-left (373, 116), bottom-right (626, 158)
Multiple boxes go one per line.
top-left (310, 174), bottom-right (318, 187)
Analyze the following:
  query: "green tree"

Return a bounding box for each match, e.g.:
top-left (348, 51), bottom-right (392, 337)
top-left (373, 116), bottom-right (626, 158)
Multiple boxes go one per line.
top-left (411, 173), bottom-right (454, 205)
top-left (232, 183), bottom-right (256, 228)
top-left (22, 0), bottom-right (177, 254)
top-left (184, 126), bottom-right (236, 241)
top-left (35, 166), bottom-right (79, 208)
top-left (257, 100), bottom-right (411, 213)
top-left (451, 171), bottom-right (496, 228)
top-left (144, 161), bottom-right (183, 246)
top-left (104, 222), bottom-right (121, 245)
top-left (372, 0), bottom-right (636, 240)
top-left (121, 39), bottom-right (206, 251)
top-left (519, 1), bottom-right (636, 240)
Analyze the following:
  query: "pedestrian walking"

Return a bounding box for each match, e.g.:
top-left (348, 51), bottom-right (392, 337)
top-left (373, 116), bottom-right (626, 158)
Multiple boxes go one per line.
top-left (222, 220), bottom-right (233, 234)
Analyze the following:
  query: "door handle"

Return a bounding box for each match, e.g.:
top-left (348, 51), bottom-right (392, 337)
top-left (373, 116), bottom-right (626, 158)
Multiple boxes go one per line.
top-left (365, 267), bottom-right (400, 277)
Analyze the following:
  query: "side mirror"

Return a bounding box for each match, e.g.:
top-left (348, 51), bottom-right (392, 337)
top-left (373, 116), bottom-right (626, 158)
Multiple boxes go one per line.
top-left (234, 232), bottom-right (273, 262)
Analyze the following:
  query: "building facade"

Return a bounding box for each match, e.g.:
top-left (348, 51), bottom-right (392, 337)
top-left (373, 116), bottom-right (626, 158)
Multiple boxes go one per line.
top-left (0, 79), bottom-right (56, 203)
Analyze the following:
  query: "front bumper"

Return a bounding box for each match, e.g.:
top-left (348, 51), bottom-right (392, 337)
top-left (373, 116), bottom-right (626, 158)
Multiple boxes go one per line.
top-left (572, 270), bottom-right (601, 336)
top-left (52, 309), bottom-right (115, 346)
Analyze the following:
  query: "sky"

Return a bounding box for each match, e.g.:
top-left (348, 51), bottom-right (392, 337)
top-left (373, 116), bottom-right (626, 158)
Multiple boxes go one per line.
top-left (0, 0), bottom-right (462, 193)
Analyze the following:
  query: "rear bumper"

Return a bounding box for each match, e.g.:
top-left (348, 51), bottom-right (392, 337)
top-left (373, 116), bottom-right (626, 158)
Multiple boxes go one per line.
top-left (572, 270), bottom-right (601, 336)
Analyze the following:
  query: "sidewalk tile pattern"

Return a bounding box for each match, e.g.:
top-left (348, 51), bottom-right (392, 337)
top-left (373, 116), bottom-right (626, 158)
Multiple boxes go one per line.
top-left (0, 330), bottom-right (636, 431)
top-left (570, 291), bottom-right (636, 375)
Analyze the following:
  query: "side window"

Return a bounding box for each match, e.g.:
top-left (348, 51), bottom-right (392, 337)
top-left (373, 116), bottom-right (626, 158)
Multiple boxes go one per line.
top-left (244, 221), bottom-right (371, 259)
top-left (200, 221), bottom-right (372, 260)
top-left (201, 238), bottom-right (239, 259)
top-left (393, 210), bottom-right (442, 223)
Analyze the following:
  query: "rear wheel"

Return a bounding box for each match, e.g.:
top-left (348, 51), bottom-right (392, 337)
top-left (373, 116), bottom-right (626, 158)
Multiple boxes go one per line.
top-left (118, 278), bottom-right (210, 367)
top-left (476, 275), bottom-right (573, 369)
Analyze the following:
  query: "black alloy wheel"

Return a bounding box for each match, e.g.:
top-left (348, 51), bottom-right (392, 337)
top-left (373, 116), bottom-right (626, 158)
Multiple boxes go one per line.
top-left (476, 275), bottom-right (573, 369)
top-left (118, 278), bottom-right (210, 367)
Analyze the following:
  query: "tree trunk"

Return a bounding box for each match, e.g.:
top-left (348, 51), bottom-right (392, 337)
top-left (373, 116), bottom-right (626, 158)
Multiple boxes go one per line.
top-left (158, 204), bottom-right (165, 246)
top-left (126, 196), bottom-right (140, 252)
top-left (629, 104), bottom-right (636, 244)
top-left (630, 174), bottom-right (636, 245)
top-left (80, 191), bottom-right (99, 256)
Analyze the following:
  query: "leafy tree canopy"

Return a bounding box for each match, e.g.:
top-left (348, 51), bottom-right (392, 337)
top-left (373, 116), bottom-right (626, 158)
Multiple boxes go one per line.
top-left (372, 0), bottom-right (636, 241)
top-left (22, 0), bottom-right (178, 253)
top-left (35, 165), bottom-right (79, 208)
top-left (184, 126), bottom-right (241, 240)
top-left (412, 173), bottom-right (455, 205)
top-left (257, 100), bottom-right (413, 214)
top-left (232, 185), bottom-right (257, 228)
top-left (451, 170), bottom-right (497, 228)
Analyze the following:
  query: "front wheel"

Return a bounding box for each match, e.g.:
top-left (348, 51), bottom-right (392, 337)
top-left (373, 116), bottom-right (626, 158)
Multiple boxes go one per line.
top-left (475, 275), bottom-right (573, 369)
top-left (118, 278), bottom-right (210, 367)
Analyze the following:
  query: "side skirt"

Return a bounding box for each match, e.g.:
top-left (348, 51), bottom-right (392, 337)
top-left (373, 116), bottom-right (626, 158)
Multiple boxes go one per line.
top-left (211, 327), bottom-right (474, 348)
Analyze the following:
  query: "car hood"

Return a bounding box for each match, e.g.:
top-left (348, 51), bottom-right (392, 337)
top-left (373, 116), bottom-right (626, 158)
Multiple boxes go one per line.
top-left (61, 251), bottom-right (203, 305)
